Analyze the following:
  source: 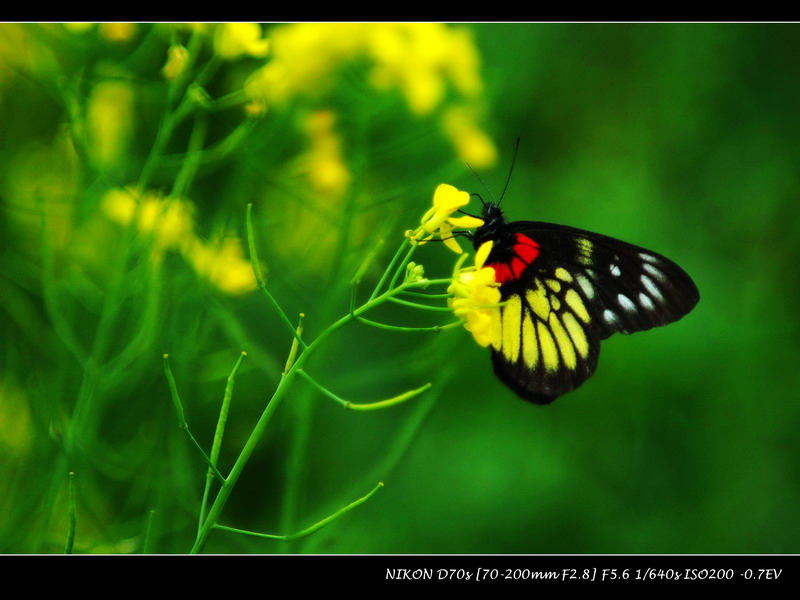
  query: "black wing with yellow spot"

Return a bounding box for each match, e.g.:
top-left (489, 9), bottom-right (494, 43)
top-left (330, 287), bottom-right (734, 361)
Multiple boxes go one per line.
top-left (481, 219), bottom-right (700, 404)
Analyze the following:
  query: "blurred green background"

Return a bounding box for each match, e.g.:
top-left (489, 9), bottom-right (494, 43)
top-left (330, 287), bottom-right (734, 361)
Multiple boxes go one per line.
top-left (0, 23), bottom-right (798, 554)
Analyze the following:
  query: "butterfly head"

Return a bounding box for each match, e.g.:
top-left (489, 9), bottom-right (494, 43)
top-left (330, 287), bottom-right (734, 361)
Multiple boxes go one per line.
top-left (471, 201), bottom-right (512, 254)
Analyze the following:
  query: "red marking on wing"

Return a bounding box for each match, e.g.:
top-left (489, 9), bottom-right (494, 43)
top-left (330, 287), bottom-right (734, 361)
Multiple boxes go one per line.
top-left (487, 233), bottom-right (540, 284)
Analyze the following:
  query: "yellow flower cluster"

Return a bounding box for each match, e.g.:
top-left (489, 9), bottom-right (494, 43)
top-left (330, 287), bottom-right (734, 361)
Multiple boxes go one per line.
top-left (101, 188), bottom-right (256, 295)
top-left (244, 23), bottom-right (496, 167)
top-left (448, 241), bottom-right (501, 348)
top-left (213, 23), bottom-right (270, 60)
top-left (102, 188), bottom-right (194, 253)
top-left (184, 236), bottom-right (258, 296)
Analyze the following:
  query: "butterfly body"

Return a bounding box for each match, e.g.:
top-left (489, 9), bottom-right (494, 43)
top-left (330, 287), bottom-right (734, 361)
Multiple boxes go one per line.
top-left (472, 202), bottom-right (700, 404)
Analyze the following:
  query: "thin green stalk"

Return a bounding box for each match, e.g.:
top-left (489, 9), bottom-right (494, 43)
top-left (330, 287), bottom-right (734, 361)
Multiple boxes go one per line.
top-left (298, 369), bottom-right (431, 410)
top-left (64, 472), bottom-right (76, 554)
top-left (351, 237), bottom-right (386, 314)
top-left (163, 354), bottom-right (226, 484)
top-left (205, 89), bottom-right (250, 112)
top-left (400, 290), bottom-right (453, 299)
top-left (356, 317), bottom-right (462, 333)
top-left (38, 194), bottom-right (89, 367)
top-left (192, 118), bottom-right (257, 165)
top-left (105, 253), bottom-right (163, 384)
top-left (350, 239), bottom-right (386, 287)
top-left (138, 94), bottom-right (197, 191)
top-left (282, 315), bottom-right (305, 376)
top-left (246, 203), bottom-right (308, 349)
top-left (143, 510), bottom-right (157, 554)
top-left (388, 297), bottom-right (454, 312)
top-left (369, 238), bottom-right (410, 301)
top-left (213, 482), bottom-right (384, 543)
top-left (198, 352), bottom-right (246, 534)
top-left (388, 242), bottom-right (419, 291)
top-left (190, 279), bottom-right (433, 553)
top-left (171, 113), bottom-right (209, 198)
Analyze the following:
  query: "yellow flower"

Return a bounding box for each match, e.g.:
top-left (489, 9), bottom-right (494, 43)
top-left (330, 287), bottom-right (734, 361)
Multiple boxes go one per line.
top-left (101, 187), bottom-right (256, 295)
top-left (162, 44), bottom-right (190, 80)
top-left (448, 241), bottom-right (501, 347)
top-left (302, 110), bottom-right (350, 197)
top-left (63, 23), bottom-right (95, 34)
top-left (244, 23), bottom-right (489, 122)
top-left (86, 80), bottom-right (135, 169)
top-left (409, 183), bottom-right (483, 254)
top-left (442, 106), bottom-right (497, 169)
top-left (99, 23), bottom-right (137, 43)
top-left (214, 23), bottom-right (270, 60)
top-left (102, 188), bottom-right (194, 247)
top-left (184, 236), bottom-right (257, 296)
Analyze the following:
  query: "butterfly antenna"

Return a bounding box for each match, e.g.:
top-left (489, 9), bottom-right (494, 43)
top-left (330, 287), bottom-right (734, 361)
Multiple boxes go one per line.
top-left (497, 137), bottom-right (521, 207)
top-left (465, 163), bottom-right (497, 206)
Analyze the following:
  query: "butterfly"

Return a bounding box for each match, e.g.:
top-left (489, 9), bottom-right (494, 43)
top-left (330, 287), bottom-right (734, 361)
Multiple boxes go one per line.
top-left (467, 200), bottom-right (700, 404)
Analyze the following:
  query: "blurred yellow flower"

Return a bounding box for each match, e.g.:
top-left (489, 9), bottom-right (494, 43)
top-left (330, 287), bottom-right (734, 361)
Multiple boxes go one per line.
top-left (184, 236), bottom-right (257, 296)
top-left (214, 23), bottom-right (270, 60)
top-left (367, 23), bottom-right (478, 116)
top-left (101, 187), bottom-right (255, 295)
top-left (0, 376), bottom-right (33, 458)
top-left (442, 106), bottom-right (497, 169)
top-left (243, 23), bottom-right (496, 166)
top-left (99, 23), bottom-right (137, 42)
top-left (63, 23), bottom-right (95, 34)
top-left (101, 188), bottom-right (195, 255)
top-left (448, 241), bottom-right (501, 347)
top-left (162, 44), bottom-right (190, 80)
top-left (86, 80), bottom-right (136, 169)
top-left (302, 110), bottom-right (350, 198)
top-left (409, 183), bottom-right (483, 254)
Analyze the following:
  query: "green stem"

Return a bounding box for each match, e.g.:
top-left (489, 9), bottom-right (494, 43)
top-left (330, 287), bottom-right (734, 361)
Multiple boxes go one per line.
top-left (246, 204), bottom-right (308, 349)
top-left (199, 352), bottom-right (246, 534)
top-left (356, 317), bottom-right (462, 333)
top-left (298, 369), bottom-right (431, 410)
top-left (400, 290), bottom-right (453, 299)
top-left (388, 297), bottom-right (454, 312)
top-left (369, 238), bottom-right (410, 301)
top-left (213, 482), bottom-right (384, 542)
top-left (143, 510), bottom-right (157, 554)
top-left (163, 354), bottom-right (226, 484)
top-left (171, 112), bottom-right (209, 198)
top-left (190, 280), bottom-right (429, 553)
top-left (388, 242), bottom-right (419, 291)
top-left (282, 315), bottom-right (305, 376)
top-left (64, 472), bottom-right (76, 554)
top-left (138, 94), bottom-right (197, 191)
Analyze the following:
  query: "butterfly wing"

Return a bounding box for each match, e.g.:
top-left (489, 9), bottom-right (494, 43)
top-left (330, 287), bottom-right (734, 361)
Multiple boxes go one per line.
top-left (484, 221), bottom-right (700, 404)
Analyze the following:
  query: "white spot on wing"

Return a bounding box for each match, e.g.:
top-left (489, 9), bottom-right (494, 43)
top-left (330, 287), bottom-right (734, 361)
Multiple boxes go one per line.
top-left (640, 274), bottom-right (663, 302)
top-left (639, 252), bottom-right (659, 264)
top-left (643, 263), bottom-right (666, 282)
top-left (639, 292), bottom-right (655, 310)
top-left (609, 264), bottom-right (621, 277)
top-left (617, 293), bottom-right (636, 312)
top-left (603, 309), bottom-right (618, 325)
